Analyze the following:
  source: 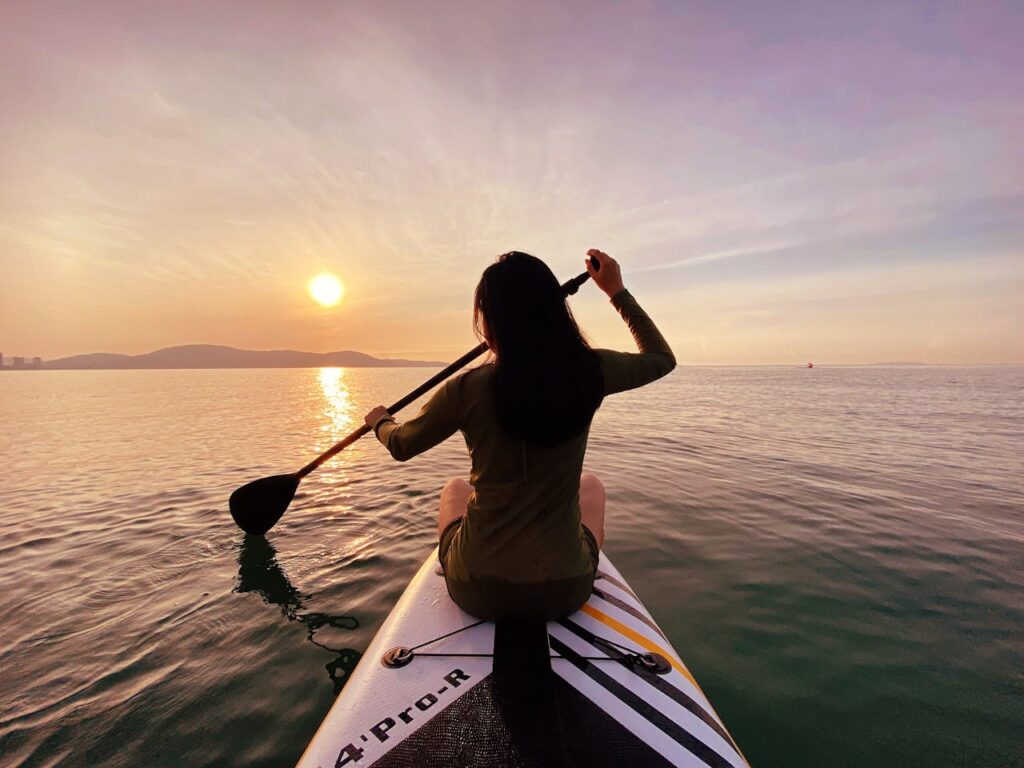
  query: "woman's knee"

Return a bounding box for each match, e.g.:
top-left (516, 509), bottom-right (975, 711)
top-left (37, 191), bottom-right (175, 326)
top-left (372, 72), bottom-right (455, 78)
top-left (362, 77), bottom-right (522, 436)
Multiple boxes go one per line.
top-left (438, 478), bottom-right (472, 534)
top-left (442, 477), bottom-right (472, 496)
top-left (580, 472), bottom-right (605, 499)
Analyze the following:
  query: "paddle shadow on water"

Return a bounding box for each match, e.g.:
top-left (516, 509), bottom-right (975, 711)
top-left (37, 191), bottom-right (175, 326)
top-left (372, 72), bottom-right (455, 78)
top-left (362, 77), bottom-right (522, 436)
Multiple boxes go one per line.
top-left (234, 535), bottom-right (361, 695)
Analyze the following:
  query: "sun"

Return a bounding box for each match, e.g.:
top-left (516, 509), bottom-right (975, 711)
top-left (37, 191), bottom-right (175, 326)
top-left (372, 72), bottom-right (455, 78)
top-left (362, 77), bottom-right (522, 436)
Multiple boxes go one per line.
top-left (308, 273), bottom-right (344, 307)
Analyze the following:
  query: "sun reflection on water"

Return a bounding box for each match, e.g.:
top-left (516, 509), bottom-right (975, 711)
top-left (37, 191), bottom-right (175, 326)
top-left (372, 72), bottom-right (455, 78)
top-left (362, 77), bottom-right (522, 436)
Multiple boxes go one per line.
top-left (318, 367), bottom-right (353, 437)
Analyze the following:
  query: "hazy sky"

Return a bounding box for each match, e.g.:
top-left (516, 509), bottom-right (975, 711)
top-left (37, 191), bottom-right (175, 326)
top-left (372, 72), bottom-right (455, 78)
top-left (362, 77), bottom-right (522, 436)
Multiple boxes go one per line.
top-left (1, 0), bottom-right (1021, 364)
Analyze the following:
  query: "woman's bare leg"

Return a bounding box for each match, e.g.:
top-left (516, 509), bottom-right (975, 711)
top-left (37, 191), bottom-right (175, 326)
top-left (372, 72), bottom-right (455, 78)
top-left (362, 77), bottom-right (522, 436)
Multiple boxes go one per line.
top-left (438, 478), bottom-right (473, 537)
top-left (579, 472), bottom-right (606, 549)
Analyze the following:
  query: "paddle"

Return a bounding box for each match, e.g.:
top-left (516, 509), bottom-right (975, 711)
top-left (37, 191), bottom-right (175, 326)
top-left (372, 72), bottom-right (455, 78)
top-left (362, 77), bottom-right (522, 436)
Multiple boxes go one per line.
top-left (229, 260), bottom-right (597, 535)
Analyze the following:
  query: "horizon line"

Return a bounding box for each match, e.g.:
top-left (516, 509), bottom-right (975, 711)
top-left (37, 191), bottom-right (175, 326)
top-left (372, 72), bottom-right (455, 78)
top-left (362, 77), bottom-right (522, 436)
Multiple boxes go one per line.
top-left (3, 362), bottom-right (1022, 372)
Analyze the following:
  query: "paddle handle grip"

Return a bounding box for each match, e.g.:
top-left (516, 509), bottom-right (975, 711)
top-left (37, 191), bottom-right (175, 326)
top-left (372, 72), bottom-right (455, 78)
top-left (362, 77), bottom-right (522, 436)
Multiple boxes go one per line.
top-left (296, 265), bottom-right (594, 478)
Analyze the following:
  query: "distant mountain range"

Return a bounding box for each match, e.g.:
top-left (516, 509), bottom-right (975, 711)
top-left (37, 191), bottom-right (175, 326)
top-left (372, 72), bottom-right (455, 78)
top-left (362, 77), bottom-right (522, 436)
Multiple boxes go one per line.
top-left (42, 344), bottom-right (444, 370)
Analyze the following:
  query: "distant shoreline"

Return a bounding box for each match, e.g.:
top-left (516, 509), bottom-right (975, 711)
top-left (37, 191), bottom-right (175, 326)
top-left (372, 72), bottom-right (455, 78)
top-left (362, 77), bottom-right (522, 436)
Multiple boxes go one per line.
top-left (3, 344), bottom-right (445, 371)
top-left (2, 344), bottom-right (1020, 371)
top-left (4, 361), bottom-right (1020, 371)
top-left (1, 365), bottom-right (444, 371)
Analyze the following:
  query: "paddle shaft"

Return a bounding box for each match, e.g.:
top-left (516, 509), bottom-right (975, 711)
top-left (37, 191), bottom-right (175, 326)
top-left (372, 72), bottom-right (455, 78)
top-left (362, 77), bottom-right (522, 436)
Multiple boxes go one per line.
top-left (296, 267), bottom-right (594, 479)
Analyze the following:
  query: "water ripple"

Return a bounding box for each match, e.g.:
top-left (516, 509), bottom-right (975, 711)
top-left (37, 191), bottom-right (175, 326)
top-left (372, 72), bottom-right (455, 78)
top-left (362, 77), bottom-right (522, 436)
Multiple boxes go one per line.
top-left (0, 366), bottom-right (1022, 767)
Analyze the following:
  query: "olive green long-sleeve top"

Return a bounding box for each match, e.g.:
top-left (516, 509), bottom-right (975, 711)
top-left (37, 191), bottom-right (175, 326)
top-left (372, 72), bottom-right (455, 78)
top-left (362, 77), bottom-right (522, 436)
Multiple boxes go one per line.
top-left (376, 289), bottom-right (675, 591)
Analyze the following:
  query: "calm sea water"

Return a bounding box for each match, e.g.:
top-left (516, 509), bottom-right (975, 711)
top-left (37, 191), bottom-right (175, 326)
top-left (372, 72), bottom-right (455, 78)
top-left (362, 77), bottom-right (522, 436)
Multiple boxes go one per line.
top-left (0, 366), bottom-right (1021, 767)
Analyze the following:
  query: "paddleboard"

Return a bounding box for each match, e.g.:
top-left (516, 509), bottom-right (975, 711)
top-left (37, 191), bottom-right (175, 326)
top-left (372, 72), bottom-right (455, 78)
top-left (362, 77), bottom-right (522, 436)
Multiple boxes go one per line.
top-left (298, 550), bottom-right (747, 768)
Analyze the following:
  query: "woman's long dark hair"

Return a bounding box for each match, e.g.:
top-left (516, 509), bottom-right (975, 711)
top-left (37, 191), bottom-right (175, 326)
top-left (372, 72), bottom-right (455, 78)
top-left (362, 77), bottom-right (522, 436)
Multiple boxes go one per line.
top-left (474, 252), bottom-right (603, 445)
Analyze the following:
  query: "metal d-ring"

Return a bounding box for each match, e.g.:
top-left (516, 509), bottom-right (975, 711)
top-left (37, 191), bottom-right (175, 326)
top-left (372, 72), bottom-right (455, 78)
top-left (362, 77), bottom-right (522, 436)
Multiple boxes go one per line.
top-left (381, 646), bottom-right (415, 668)
top-left (636, 652), bottom-right (671, 675)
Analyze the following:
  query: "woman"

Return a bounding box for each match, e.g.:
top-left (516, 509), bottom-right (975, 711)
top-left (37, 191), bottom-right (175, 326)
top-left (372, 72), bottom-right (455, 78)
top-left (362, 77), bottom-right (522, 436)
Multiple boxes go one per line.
top-left (363, 249), bottom-right (675, 621)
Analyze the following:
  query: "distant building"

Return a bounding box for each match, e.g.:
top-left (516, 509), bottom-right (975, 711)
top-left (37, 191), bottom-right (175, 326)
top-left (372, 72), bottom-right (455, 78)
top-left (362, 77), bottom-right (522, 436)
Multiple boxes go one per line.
top-left (3, 355), bottom-right (43, 369)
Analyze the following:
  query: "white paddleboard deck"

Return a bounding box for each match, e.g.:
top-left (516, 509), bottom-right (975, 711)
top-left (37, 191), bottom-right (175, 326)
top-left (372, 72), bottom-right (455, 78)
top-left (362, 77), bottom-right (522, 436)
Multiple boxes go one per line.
top-left (298, 550), bottom-right (747, 768)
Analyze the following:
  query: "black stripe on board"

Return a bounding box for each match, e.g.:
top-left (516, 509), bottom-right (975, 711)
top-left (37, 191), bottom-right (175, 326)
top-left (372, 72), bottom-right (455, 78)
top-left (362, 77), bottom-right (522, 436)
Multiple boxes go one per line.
top-left (549, 634), bottom-right (736, 768)
top-left (559, 618), bottom-right (742, 757)
top-left (595, 569), bottom-right (640, 600)
top-left (590, 586), bottom-right (668, 641)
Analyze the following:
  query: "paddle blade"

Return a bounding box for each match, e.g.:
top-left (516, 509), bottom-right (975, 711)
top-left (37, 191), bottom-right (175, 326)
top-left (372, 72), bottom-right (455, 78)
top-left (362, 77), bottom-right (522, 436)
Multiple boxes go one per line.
top-left (229, 473), bottom-right (300, 535)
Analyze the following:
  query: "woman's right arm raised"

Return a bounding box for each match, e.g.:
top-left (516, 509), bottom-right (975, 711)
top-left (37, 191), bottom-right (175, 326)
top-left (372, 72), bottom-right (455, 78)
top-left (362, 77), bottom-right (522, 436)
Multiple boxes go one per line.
top-left (586, 249), bottom-right (676, 396)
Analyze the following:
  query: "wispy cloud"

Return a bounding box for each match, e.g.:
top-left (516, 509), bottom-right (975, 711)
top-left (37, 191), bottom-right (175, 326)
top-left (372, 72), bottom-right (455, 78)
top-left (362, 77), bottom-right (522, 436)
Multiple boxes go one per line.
top-left (0, 0), bottom-right (1021, 361)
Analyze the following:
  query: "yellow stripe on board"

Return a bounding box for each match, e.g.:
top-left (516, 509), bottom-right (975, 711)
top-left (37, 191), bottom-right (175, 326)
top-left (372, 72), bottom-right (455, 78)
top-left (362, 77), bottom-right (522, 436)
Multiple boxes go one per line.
top-left (581, 586), bottom-right (752, 767)
top-left (580, 603), bottom-right (704, 693)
